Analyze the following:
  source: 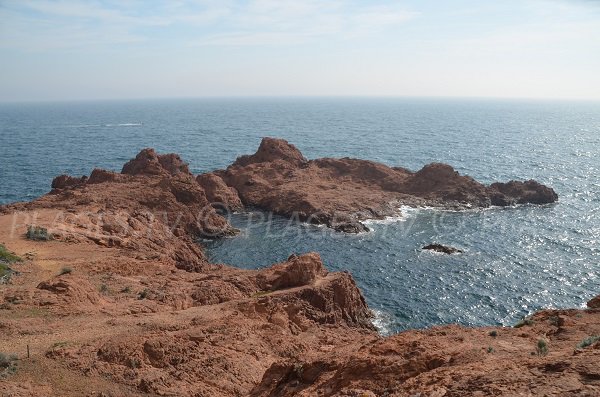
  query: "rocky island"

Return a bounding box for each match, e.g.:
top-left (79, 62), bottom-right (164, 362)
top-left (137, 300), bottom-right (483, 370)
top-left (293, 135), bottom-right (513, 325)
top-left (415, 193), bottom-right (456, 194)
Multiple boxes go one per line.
top-left (1, 140), bottom-right (598, 397)
top-left (217, 138), bottom-right (558, 232)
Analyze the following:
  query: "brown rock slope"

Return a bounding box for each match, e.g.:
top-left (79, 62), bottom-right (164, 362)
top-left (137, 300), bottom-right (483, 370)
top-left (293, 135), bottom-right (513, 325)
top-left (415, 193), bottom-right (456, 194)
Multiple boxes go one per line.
top-left (218, 137), bottom-right (558, 232)
top-left (1, 146), bottom-right (596, 397)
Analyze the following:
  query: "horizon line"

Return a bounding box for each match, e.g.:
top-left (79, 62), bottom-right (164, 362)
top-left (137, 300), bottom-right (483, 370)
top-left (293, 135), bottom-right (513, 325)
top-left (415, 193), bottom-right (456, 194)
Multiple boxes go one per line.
top-left (2, 94), bottom-right (600, 105)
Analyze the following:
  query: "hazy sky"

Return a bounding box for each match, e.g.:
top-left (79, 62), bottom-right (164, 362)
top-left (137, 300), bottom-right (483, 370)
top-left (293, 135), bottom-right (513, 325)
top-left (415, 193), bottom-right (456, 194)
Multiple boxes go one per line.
top-left (1, 0), bottom-right (599, 101)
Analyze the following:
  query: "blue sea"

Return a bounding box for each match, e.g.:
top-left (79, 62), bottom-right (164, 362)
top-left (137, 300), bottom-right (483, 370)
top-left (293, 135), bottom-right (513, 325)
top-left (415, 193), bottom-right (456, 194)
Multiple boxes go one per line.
top-left (1, 97), bottom-right (599, 334)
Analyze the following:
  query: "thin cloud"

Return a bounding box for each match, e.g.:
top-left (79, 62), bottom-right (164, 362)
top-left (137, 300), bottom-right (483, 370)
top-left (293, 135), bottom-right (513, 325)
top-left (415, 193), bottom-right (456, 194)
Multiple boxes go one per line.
top-left (0, 0), bottom-right (419, 51)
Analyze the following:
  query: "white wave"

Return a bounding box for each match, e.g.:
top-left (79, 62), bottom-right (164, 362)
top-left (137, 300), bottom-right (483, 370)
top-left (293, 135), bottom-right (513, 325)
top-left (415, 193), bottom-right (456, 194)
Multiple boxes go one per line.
top-left (104, 123), bottom-right (143, 127)
top-left (371, 309), bottom-right (394, 336)
top-left (362, 205), bottom-right (422, 225)
top-left (65, 124), bottom-right (101, 128)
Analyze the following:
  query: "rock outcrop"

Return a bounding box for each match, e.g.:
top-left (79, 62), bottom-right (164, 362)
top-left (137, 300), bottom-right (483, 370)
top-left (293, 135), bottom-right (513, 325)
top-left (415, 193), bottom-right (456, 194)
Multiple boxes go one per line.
top-left (587, 295), bottom-right (600, 309)
top-left (219, 137), bottom-right (558, 232)
top-left (422, 243), bottom-right (463, 254)
top-left (121, 148), bottom-right (191, 176)
top-left (489, 180), bottom-right (559, 205)
top-left (6, 148), bottom-right (239, 272)
top-left (195, 173), bottom-right (243, 212)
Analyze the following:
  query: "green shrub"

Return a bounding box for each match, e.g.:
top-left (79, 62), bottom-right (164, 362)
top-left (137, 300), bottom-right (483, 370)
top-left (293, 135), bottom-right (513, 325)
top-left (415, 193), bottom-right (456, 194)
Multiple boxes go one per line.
top-left (487, 346), bottom-right (495, 353)
top-left (99, 284), bottom-right (109, 294)
top-left (0, 352), bottom-right (17, 377)
top-left (536, 339), bottom-right (548, 356)
top-left (58, 267), bottom-right (72, 276)
top-left (0, 263), bottom-right (10, 279)
top-left (489, 330), bottom-right (498, 337)
top-left (0, 244), bottom-right (19, 282)
top-left (138, 289), bottom-right (149, 300)
top-left (0, 244), bottom-right (21, 264)
top-left (514, 317), bottom-right (534, 328)
top-left (26, 225), bottom-right (52, 241)
top-left (577, 335), bottom-right (600, 349)
top-left (128, 357), bottom-right (141, 368)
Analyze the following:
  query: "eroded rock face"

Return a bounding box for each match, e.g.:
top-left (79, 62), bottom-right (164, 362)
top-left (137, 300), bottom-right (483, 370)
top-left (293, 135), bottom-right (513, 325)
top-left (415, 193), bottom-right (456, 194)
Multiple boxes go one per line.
top-left (196, 172), bottom-right (243, 212)
top-left (36, 275), bottom-right (102, 307)
top-left (220, 137), bottom-right (558, 232)
top-left (258, 253), bottom-right (327, 291)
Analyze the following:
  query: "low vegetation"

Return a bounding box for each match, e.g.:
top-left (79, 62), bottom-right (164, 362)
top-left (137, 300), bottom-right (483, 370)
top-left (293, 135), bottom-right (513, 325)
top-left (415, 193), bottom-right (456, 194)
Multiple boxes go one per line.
top-left (0, 244), bottom-right (21, 264)
top-left (0, 352), bottom-right (18, 378)
top-left (577, 335), bottom-right (600, 349)
top-left (548, 315), bottom-right (560, 326)
top-left (0, 263), bottom-right (10, 281)
top-left (26, 225), bottom-right (53, 241)
top-left (58, 267), bottom-right (73, 275)
top-left (514, 317), bottom-right (534, 328)
top-left (138, 289), bottom-right (149, 300)
top-left (0, 244), bottom-right (21, 283)
top-left (536, 339), bottom-right (549, 356)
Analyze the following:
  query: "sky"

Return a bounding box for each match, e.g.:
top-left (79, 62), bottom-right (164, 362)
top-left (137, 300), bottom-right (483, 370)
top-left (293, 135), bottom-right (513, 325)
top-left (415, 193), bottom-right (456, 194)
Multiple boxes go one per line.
top-left (0, 0), bottom-right (599, 102)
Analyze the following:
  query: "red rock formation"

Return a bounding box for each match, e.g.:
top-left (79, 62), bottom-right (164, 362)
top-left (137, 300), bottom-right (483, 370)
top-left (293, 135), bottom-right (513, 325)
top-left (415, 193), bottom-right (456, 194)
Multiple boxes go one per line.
top-left (6, 148), bottom-right (238, 272)
top-left (220, 137), bottom-right (558, 232)
top-left (253, 309), bottom-right (600, 396)
top-left (231, 137), bottom-right (307, 167)
top-left (51, 174), bottom-right (86, 190)
top-left (196, 172), bottom-right (243, 212)
top-left (121, 148), bottom-right (191, 176)
top-left (490, 180), bottom-right (559, 205)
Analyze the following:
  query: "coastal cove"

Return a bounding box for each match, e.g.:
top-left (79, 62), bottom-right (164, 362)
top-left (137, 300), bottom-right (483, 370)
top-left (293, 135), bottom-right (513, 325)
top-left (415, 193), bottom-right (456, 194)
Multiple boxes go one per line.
top-left (2, 98), bottom-right (598, 333)
top-left (1, 98), bottom-right (600, 395)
